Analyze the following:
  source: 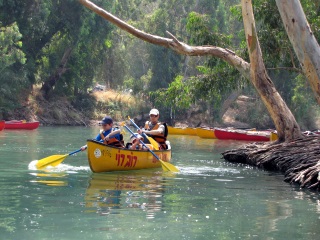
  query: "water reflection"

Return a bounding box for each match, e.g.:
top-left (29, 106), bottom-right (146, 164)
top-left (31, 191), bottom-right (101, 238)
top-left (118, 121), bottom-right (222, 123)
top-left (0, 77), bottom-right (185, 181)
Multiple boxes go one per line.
top-left (0, 129), bottom-right (42, 162)
top-left (28, 160), bottom-right (90, 187)
top-left (29, 172), bottom-right (68, 186)
top-left (257, 200), bottom-right (292, 233)
top-left (84, 171), bottom-right (170, 219)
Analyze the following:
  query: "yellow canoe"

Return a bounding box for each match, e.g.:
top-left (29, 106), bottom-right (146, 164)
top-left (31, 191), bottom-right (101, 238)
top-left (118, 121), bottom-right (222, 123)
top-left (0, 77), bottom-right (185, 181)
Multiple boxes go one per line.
top-left (167, 126), bottom-right (197, 135)
top-left (86, 140), bottom-right (172, 173)
top-left (196, 127), bottom-right (216, 138)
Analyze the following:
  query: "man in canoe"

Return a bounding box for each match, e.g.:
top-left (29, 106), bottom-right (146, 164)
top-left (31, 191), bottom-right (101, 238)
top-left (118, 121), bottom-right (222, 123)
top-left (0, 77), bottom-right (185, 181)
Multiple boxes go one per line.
top-left (81, 116), bottom-right (124, 151)
top-left (137, 108), bottom-right (168, 149)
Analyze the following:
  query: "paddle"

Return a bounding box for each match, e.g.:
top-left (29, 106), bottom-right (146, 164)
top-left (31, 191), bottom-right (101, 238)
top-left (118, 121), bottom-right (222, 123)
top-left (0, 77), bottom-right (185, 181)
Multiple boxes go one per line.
top-left (122, 124), bottom-right (179, 172)
top-left (128, 116), bottom-right (159, 150)
top-left (36, 149), bottom-right (82, 170)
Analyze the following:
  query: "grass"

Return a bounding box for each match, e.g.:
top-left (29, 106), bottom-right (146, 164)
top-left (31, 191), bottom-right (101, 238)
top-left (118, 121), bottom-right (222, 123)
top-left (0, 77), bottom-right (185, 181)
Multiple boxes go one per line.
top-left (91, 89), bottom-right (150, 122)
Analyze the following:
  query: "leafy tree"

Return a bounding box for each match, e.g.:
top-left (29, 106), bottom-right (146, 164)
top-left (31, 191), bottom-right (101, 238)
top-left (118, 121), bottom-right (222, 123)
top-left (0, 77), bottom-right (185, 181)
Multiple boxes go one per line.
top-left (0, 22), bottom-right (26, 71)
top-left (0, 22), bottom-right (27, 116)
top-left (152, 75), bottom-right (192, 108)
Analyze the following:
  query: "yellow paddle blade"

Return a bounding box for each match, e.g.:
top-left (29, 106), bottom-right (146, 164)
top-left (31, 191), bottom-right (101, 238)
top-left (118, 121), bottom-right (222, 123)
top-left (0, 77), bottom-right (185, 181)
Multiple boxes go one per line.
top-left (146, 136), bottom-right (159, 150)
top-left (36, 154), bottom-right (68, 170)
top-left (159, 159), bottom-right (179, 172)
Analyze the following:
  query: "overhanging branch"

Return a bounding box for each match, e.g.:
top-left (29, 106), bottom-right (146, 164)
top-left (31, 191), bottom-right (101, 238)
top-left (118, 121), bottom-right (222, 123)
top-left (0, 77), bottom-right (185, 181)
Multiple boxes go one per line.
top-left (79, 0), bottom-right (250, 79)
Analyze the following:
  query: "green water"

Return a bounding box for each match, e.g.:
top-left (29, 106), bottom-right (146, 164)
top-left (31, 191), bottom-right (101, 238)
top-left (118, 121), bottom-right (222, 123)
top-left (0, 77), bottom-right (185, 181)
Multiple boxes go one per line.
top-left (0, 126), bottom-right (319, 240)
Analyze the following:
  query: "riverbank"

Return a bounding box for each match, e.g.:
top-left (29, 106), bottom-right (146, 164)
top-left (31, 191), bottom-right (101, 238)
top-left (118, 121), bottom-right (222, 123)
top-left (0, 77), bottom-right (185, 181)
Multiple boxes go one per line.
top-left (5, 87), bottom-right (318, 130)
top-left (7, 93), bottom-right (263, 128)
top-left (4, 87), bottom-right (145, 127)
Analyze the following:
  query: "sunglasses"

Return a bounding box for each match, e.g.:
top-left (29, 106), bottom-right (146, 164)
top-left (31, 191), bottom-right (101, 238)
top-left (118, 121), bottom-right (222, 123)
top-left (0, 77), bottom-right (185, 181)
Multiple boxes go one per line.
top-left (150, 114), bottom-right (158, 117)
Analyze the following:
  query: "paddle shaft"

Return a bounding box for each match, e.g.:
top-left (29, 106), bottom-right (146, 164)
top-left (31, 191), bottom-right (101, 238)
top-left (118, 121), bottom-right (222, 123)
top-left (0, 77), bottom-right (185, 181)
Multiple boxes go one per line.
top-left (128, 117), bottom-right (151, 141)
top-left (36, 148), bottom-right (82, 169)
top-left (123, 125), bottom-right (161, 161)
top-left (69, 149), bottom-right (82, 156)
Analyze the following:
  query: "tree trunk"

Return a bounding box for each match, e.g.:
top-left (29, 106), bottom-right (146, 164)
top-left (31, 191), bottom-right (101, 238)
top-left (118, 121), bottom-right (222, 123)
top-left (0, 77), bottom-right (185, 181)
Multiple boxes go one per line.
top-left (41, 47), bottom-right (72, 98)
top-left (276, 0), bottom-right (320, 105)
top-left (241, 0), bottom-right (303, 141)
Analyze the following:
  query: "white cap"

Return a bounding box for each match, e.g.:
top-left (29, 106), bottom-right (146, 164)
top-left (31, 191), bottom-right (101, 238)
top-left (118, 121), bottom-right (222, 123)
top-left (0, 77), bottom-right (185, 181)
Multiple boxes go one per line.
top-left (149, 108), bottom-right (159, 116)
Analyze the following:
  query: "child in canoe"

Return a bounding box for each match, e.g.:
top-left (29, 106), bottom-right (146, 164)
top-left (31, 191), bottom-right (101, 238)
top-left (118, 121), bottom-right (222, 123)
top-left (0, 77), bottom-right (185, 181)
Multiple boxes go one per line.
top-left (81, 116), bottom-right (124, 151)
top-left (127, 133), bottom-right (153, 150)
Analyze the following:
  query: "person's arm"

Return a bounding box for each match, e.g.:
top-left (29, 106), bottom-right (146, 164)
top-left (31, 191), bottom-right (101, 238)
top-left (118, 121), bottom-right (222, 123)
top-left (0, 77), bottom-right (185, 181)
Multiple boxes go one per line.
top-left (94, 132), bottom-right (103, 142)
top-left (104, 128), bottom-right (121, 141)
top-left (139, 125), bottom-right (164, 135)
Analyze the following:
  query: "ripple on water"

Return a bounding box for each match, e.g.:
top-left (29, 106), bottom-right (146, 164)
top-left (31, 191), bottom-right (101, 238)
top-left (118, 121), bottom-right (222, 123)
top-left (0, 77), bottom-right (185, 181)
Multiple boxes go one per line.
top-left (179, 166), bottom-right (240, 176)
top-left (28, 160), bottom-right (90, 172)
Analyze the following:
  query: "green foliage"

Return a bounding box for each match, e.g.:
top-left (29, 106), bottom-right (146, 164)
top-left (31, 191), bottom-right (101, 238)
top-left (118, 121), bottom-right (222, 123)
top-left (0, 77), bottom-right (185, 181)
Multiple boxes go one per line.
top-left (124, 69), bottom-right (153, 94)
top-left (186, 12), bottom-right (231, 46)
top-left (291, 74), bottom-right (319, 129)
top-left (0, 22), bottom-right (26, 71)
top-left (300, 0), bottom-right (320, 42)
top-left (179, 5), bottom-right (244, 120)
top-left (151, 75), bottom-right (192, 110)
top-left (142, 6), bottom-right (183, 91)
top-left (104, 39), bottom-right (112, 48)
top-left (0, 67), bottom-right (28, 115)
top-left (0, 22), bottom-right (27, 116)
top-left (254, 0), bottom-right (296, 67)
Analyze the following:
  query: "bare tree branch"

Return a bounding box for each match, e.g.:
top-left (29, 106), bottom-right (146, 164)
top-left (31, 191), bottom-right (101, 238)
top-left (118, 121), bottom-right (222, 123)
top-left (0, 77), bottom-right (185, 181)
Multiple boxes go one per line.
top-left (79, 0), bottom-right (250, 79)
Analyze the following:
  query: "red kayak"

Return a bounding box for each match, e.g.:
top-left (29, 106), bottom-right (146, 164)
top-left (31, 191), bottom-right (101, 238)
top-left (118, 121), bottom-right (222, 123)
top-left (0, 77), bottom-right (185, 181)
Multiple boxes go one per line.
top-left (0, 120), bottom-right (4, 131)
top-left (4, 120), bottom-right (40, 130)
top-left (214, 127), bottom-right (270, 141)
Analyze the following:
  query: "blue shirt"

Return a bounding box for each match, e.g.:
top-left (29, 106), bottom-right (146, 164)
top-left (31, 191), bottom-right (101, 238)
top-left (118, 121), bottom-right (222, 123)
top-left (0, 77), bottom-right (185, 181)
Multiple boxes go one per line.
top-left (95, 127), bottom-right (121, 142)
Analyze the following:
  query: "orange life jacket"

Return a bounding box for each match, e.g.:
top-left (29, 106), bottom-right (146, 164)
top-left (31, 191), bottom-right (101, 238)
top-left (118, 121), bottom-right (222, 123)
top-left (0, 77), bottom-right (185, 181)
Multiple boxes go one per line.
top-left (144, 121), bottom-right (168, 149)
top-left (100, 129), bottom-right (124, 148)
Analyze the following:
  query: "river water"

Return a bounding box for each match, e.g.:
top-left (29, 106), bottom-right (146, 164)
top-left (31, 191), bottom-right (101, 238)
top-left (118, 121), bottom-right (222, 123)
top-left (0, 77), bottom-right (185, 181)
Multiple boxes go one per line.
top-left (0, 126), bottom-right (319, 240)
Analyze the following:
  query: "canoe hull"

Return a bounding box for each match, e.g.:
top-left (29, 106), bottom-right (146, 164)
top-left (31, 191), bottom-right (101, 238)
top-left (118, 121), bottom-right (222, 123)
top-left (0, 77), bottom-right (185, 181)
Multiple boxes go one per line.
top-left (87, 140), bottom-right (172, 173)
top-left (4, 121), bottom-right (40, 130)
top-left (0, 120), bottom-right (4, 131)
top-left (167, 126), bottom-right (197, 135)
top-left (214, 128), bottom-right (270, 141)
top-left (196, 128), bottom-right (216, 138)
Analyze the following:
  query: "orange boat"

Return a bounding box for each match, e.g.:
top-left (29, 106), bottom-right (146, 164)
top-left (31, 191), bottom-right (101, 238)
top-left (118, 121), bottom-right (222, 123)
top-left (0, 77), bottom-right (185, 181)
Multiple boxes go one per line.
top-left (4, 120), bottom-right (40, 130)
top-left (0, 120), bottom-right (5, 131)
